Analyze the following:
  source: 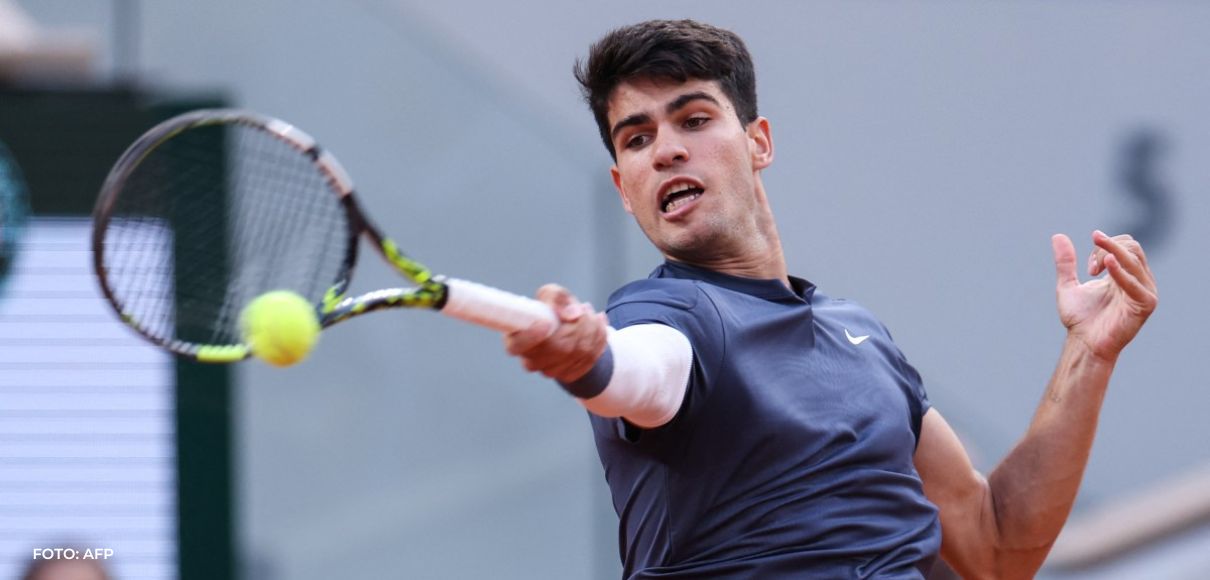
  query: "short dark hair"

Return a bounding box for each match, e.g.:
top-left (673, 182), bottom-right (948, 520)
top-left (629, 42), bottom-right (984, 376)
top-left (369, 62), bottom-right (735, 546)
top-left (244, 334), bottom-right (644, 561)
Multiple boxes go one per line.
top-left (574, 19), bottom-right (759, 159)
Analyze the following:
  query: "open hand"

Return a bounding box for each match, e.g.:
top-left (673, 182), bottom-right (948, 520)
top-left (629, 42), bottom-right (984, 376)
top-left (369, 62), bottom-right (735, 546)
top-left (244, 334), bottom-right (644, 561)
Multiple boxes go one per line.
top-left (1052, 231), bottom-right (1158, 362)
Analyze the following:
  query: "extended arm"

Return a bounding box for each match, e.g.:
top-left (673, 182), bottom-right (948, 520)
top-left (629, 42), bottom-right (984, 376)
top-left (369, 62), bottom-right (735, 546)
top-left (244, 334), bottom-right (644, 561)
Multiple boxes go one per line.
top-left (505, 284), bottom-right (691, 428)
top-left (916, 231), bottom-right (1158, 579)
top-left (563, 324), bottom-right (691, 427)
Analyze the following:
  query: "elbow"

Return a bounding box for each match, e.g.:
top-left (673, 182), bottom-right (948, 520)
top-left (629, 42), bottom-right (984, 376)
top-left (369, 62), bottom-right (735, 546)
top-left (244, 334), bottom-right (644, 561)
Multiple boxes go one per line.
top-left (948, 483), bottom-right (1055, 579)
top-left (989, 542), bottom-right (1056, 580)
top-left (948, 545), bottom-right (1054, 580)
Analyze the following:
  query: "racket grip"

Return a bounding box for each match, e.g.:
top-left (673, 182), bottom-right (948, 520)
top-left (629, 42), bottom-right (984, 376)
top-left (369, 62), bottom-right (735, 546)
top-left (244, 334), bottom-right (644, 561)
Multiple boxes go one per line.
top-left (441, 278), bottom-right (559, 335)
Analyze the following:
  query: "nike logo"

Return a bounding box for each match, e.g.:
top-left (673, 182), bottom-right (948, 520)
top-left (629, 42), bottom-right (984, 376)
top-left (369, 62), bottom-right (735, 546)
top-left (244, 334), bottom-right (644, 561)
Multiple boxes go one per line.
top-left (845, 329), bottom-right (870, 346)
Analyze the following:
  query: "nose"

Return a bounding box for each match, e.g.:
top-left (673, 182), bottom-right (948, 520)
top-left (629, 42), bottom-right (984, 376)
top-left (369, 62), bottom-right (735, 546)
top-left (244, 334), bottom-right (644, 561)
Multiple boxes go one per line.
top-left (652, 132), bottom-right (689, 170)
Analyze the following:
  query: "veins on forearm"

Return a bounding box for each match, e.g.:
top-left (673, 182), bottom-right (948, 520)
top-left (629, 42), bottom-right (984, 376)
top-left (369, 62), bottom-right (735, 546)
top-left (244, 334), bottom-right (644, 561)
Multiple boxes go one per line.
top-left (1047, 384), bottom-right (1065, 404)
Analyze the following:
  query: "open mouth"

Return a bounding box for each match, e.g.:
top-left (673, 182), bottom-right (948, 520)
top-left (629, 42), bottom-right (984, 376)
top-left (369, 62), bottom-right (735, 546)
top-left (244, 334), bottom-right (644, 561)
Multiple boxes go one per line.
top-left (661, 183), bottom-right (704, 214)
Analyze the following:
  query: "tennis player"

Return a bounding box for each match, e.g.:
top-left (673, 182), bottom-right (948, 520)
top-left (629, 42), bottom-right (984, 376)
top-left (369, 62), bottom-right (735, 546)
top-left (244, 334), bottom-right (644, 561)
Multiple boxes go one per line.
top-left (506, 19), bottom-right (1158, 579)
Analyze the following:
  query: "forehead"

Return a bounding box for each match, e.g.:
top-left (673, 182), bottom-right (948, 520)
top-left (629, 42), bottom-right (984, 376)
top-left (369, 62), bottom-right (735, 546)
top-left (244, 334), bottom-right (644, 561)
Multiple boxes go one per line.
top-left (605, 78), bottom-right (733, 125)
top-left (34, 561), bottom-right (107, 580)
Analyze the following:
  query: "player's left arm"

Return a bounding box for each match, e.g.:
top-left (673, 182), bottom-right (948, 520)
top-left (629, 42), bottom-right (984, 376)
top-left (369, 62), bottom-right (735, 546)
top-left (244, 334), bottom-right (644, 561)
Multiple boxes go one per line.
top-left (914, 231), bottom-right (1158, 579)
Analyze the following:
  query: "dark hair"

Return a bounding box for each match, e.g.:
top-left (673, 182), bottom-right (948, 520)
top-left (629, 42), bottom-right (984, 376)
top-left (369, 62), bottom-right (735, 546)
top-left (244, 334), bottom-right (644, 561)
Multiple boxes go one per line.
top-left (574, 19), bottom-right (759, 159)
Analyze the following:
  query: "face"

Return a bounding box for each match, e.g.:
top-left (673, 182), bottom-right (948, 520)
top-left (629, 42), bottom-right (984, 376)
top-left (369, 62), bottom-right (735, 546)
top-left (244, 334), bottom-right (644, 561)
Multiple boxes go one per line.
top-left (607, 78), bottom-right (773, 265)
top-left (28, 561), bottom-right (107, 580)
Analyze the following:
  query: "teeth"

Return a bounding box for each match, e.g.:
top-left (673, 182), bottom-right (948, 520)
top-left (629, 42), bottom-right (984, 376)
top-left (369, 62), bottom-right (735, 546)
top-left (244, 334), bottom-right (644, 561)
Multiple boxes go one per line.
top-left (660, 181), bottom-right (702, 213)
top-left (665, 192), bottom-right (701, 213)
top-left (668, 182), bottom-right (694, 195)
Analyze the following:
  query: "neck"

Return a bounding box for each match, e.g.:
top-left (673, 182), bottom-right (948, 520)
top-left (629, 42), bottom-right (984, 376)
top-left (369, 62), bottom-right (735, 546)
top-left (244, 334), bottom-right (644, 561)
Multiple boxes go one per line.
top-left (669, 251), bottom-right (790, 287)
top-left (666, 183), bottom-right (790, 288)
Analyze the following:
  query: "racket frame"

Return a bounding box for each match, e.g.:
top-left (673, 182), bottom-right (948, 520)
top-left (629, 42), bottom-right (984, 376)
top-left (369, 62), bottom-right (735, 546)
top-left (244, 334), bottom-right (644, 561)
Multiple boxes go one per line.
top-left (93, 109), bottom-right (549, 364)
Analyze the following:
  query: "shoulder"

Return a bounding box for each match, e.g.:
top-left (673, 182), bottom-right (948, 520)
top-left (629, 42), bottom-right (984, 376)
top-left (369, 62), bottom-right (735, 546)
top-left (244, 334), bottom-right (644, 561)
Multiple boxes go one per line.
top-left (605, 278), bottom-right (724, 348)
top-left (607, 277), bottom-right (702, 312)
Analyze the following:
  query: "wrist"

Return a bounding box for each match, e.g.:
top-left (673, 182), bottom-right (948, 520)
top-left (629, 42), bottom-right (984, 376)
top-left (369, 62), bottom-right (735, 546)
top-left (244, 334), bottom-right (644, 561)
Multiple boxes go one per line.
top-left (558, 346), bottom-right (614, 398)
top-left (1064, 332), bottom-right (1119, 368)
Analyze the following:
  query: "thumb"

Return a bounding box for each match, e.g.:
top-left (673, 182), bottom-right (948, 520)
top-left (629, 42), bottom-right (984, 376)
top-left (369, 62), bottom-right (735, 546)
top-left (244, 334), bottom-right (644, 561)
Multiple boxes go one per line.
top-left (504, 318), bottom-right (556, 355)
top-left (536, 284), bottom-right (582, 321)
top-left (1052, 234), bottom-right (1078, 289)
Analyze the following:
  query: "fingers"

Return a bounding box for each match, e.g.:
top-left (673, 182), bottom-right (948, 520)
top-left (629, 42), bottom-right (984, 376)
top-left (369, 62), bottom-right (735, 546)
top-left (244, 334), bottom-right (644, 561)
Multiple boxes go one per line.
top-left (536, 284), bottom-right (584, 322)
top-left (538, 312), bottom-right (609, 380)
top-left (505, 286), bottom-right (610, 383)
top-left (504, 318), bottom-right (556, 357)
top-left (1094, 231), bottom-right (1156, 290)
top-left (1079, 230), bottom-right (1158, 307)
top-left (1052, 234), bottom-right (1078, 290)
top-left (505, 285), bottom-right (580, 356)
top-left (1104, 253), bottom-right (1159, 312)
top-left (1088, 231), bottom-right (1149, 278)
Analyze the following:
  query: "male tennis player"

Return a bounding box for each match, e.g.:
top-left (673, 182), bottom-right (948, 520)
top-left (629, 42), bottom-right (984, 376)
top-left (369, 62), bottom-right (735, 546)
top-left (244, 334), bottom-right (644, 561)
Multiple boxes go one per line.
top-left (506, 19), bottom-right (1158, 579)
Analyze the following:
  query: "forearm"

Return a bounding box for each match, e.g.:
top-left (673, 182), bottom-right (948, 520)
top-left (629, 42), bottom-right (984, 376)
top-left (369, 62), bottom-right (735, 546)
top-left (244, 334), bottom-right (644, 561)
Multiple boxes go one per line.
top-left (986, 336), bottom-right (1116, 572)
top-left (931, 231), bottom-right (1156, 578)
top-left (559, 324), bottom-right (692, 428)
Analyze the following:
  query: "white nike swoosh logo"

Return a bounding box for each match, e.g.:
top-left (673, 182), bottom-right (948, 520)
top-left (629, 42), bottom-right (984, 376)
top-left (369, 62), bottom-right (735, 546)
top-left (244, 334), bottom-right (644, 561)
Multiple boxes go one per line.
top-left (845, 329), bottom-right (870, 346)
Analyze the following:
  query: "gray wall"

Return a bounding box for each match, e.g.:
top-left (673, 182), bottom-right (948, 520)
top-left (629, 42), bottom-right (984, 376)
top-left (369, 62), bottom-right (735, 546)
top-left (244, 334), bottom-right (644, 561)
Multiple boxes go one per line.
top-left (19, 1), bottom-right (1210, 578)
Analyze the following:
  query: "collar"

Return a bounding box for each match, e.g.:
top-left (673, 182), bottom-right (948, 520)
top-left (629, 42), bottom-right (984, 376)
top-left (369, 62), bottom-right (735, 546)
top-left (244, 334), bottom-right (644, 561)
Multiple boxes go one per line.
top-left (655, 260), bottom-right (816, 303)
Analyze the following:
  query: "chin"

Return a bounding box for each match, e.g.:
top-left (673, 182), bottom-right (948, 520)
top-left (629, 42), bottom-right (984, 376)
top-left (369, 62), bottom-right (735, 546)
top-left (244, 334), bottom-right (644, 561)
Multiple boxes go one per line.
top-left (662, 239), bottom-right (718, 263)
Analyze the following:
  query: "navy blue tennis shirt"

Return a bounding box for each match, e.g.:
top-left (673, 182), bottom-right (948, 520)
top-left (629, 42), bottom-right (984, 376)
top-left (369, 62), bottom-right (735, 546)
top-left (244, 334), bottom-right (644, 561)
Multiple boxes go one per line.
top-left (593, 261), bottom-right (941, 578)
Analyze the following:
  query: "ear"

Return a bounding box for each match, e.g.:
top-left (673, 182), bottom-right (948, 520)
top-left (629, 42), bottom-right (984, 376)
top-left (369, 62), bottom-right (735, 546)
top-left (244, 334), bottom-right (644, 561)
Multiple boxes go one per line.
top-left (748, 117), bottom-right (774, 170)
top-left (611, 164), bottom-right (634, 215)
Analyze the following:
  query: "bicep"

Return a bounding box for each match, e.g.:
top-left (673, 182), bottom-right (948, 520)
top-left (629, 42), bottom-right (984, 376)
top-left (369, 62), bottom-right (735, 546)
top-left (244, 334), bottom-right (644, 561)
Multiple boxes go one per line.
top-left (915, 408), bottom-right (999, 576)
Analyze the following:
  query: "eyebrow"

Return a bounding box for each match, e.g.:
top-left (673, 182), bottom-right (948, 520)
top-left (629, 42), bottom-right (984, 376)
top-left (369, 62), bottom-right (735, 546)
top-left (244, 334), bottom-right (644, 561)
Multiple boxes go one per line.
top-left (609, 91), bottom-right (722, 143)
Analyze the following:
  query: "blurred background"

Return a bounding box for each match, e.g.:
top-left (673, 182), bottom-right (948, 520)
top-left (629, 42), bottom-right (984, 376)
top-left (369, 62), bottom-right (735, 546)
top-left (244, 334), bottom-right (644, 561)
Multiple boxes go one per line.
top-left (1, 1), bottom-right (1207, 578)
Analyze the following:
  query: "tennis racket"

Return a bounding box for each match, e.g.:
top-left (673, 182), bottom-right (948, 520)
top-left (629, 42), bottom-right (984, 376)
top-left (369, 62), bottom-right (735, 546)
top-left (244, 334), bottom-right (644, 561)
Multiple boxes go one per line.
top-left (92, 109), bottom-right (556, 363)
top-left (0, 138), bottom-right (30, 291)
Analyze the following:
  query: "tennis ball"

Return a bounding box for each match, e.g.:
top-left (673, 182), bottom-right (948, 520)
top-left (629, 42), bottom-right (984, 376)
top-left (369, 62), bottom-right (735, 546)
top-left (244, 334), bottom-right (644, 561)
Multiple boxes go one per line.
top-left (239, 290), bottom-right (320, 367)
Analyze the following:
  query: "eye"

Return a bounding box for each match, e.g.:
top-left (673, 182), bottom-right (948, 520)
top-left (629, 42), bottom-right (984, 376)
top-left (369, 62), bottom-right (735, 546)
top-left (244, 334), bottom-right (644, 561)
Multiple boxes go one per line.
top-left (624, 134), bottom-right (651, 150)
top-left (684, 116), bottom-right (710, 129)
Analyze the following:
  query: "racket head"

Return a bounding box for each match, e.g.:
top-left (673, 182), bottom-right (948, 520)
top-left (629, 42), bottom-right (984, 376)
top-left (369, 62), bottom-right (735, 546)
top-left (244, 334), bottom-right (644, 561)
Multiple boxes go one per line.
top-left (0, 139), bottom-right (31, 291)
top-left (92, 109), bottom-right (361, 362)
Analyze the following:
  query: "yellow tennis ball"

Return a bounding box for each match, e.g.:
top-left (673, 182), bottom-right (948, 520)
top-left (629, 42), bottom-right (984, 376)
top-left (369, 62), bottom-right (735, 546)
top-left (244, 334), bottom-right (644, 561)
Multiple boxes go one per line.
top-left (239, 290), bottom-right (320, 367)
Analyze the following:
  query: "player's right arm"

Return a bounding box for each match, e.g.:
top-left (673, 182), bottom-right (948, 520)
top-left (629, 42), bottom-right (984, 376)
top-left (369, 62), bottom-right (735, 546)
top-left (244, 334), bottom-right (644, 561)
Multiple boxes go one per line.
top-left (504, 284), bottom-right (691, 428)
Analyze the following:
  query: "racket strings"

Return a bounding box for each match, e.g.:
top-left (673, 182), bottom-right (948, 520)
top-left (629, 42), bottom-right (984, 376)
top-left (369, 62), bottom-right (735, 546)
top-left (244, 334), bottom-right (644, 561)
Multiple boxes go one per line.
top-left (108, 156), bottom-right (189, 342)
top-left (109, 138), bottom-right (226, 343)
top-left (100, 121), bottom-right (351, 349)
top-left (213, 126), bottom-right (345, 338)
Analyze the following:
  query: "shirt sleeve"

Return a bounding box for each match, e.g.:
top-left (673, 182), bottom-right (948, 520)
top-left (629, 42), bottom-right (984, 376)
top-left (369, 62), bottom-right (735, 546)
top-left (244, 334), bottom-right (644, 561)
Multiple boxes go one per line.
top-left (879, 321), bottom-right (931, 445)
top-left (599, 279), bottom-right (727, 436)
top-left (562, 324), bottom-right (693, 428)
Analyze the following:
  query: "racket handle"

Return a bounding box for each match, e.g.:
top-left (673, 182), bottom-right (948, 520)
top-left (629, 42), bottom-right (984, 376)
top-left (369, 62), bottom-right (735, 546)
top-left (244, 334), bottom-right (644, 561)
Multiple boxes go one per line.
top-left (441, 278), bottom-right (559, 335)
